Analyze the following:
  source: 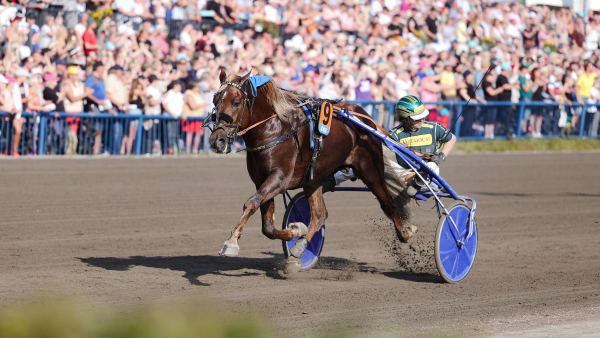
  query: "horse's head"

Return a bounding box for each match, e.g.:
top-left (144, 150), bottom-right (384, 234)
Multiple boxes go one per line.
top-left (204, 70), bottom-right (253, 154)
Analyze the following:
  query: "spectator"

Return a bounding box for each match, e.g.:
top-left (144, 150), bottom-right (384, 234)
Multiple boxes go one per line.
top-left (182, 81), bottom-right (207, 154)
top-left (424, 10), bottom-right (438, 43)
top-left (169, 0), bottom-right (188, 40)
top-left (518, 65), bottom-right (534, 135)
top-left (458, 70), bottom-right (486, 137)
top-left (42, 72), bottom-right (64, 154)
top-left (122, 77), bottom-right (145, 155)
top-left (355, 64), bottom-right (375, 109)
top-left (577, 62), bottom-right (599, 110)
top-left (0, 75), bottom-right (17, 155)
top-left (63, 0), bottom-right (78, 30)
top-left (106, 64), bottom-right (129, 155)
top-left (588, 79), bottom-right (600, 137)
top-left (144, 74), bottom-right (163, 155)
top-left (82, 17), bottom-right (99, 58)
top-left (585, 17), bottom-right (600, 52)
top-left (482, 69), bottom-right (502, 139)
top-left (531, 67), bottom-right (548, 138)
top-left (419, 69), bottom-right (442, 122)
top-left (84, 61), bottom-right (108, 155)
top-left (162, 80), bottom-right (184, 155)
top-left (62, 65), bottom-right (92, 155)
top-left (440, 62), bottom-right (457, 128)
top-left (10, 68), bottom-right (28, 156)
top-left (496, 62), bottom-right (514, 137)
top-left (26, 70), bottom-right (55, 155)
top-left (563, 76), bottom-right (583, 135)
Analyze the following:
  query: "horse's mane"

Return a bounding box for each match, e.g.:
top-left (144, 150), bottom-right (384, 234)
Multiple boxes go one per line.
top-left (258, 83), bottom-right (343, 120)
top-left (257, 80), bottom-right (302, 120)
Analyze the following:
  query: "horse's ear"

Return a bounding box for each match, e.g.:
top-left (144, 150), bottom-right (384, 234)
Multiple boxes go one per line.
top-left (219, 70), bottom-right (226, 84)
top-left (241, 70), bottom-right (252, 82)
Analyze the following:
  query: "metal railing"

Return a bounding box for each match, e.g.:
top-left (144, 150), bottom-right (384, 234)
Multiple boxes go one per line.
top-left (352, 100), bottom-right (600, 140)
top-left (0, 112), bottom-right (209, 156)
top-left (1, 101), bottom-right (599, 156)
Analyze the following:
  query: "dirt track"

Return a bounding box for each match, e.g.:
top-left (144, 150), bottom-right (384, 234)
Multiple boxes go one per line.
top-left (1, 153), bottom-right (600, 336)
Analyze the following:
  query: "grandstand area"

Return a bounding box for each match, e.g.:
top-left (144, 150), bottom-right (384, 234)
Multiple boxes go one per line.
top-left (0, 0), bottom-right (599, 156)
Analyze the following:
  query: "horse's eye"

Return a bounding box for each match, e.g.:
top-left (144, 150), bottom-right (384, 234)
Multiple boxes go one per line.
top-left (232, 101), bottom-right (241, 107)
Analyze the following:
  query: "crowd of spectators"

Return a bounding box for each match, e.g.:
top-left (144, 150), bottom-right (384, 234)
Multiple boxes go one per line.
top-left (0, 0), bottom-right (599, 156)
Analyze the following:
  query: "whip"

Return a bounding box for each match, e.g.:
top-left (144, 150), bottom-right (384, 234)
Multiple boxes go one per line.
top-left (451, 63), bottom-right (495, 126)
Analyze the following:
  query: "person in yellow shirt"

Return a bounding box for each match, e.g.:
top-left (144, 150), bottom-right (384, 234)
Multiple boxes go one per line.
top-left (440, 63), bottom-right (457, 99)
top-left (440, 63), bottom-right (457, 128)
top-left (577, 62), bottom-right (598, 100)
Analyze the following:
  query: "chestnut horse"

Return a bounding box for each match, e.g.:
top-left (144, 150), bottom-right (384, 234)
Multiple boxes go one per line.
top-left (205, 71), bottom-right (414, 272)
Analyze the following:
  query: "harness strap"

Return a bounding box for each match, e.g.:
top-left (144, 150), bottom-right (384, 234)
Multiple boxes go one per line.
top-left (297, 100), bottom-right (315, 149)
top-left (244, 119), bottom-right (310, 152)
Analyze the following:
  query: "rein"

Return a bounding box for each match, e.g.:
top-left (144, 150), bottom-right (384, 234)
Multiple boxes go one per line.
top-left (332, 105), bottom-right (393, 138)
top-left (298, 100), bottom-right (392, 138)
top-left (236, 114), bottom-right (278, 136)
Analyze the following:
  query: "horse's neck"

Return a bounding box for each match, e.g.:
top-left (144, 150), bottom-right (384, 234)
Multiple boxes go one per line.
top-left (249, 100), bottom-right (276, 125)
top-left (242, 99), bottom-right (284, 143)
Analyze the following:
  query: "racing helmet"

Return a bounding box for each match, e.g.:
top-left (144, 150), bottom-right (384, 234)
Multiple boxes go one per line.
top-left (395, 95), bottom-right (429, 120)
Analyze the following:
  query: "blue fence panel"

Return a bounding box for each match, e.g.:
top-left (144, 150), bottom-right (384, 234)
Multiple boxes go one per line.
top-left (0, 112), bottom-right (209, 156)
top-left (1, 102), bottom-right (599, 157)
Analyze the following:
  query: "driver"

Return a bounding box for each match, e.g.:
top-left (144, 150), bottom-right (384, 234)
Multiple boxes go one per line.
top-left (390, 95), bottom-right (456, 194)
top-left (326, 95), bottom-right (456, 195)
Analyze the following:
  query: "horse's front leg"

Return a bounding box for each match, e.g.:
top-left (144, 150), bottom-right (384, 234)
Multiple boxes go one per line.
top-left (219, 172), bottom-right (300, 256)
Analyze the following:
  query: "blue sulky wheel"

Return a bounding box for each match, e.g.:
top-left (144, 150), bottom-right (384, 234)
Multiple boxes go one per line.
top-left (435, 201), bottom-right (478, 283)
top-left (281, 192), bottom-right (325, 270)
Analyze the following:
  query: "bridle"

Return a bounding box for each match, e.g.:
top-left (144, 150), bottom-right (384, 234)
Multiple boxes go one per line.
top-left (203, 76), bottom-right (309, 154)
top-left (202, 78), bottom-right (256, 150)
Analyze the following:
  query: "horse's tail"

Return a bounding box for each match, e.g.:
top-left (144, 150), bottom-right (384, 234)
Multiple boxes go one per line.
top-left (337, 102), bottom-right (412, 220)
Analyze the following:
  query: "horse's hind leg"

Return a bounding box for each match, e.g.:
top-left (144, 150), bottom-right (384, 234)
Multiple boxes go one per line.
top-left (287, 186), bottom-right (327, 272)
top-left (353, 151), bottom-right (416, 243)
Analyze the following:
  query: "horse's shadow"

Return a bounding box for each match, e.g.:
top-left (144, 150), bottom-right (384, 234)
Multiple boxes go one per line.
top-left (79, 252), bottom-right (286, 286)
top-left (78, 252), bottom-right (441, 286)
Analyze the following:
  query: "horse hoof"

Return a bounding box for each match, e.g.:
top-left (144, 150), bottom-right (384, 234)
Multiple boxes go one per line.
top-left (290, 237), bottom-right (308, 258)
top-left (285, 256), bottom-right (302, 274)
top-left (218, 240), bottom-right (240, 257)
top-left (399, 224), bottom-right (418, 243)
top-left (289, 222), bottom-right (308, 238)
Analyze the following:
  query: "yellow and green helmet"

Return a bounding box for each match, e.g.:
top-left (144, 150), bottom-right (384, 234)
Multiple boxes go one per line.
top-left (395, 95), bottom-right (429, 120)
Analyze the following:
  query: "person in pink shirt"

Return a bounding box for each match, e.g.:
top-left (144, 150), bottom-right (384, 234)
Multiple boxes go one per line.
top-left (149, 26), bottom-right (170, 58)
top-left (420, 70), bottom-right (442, 122)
